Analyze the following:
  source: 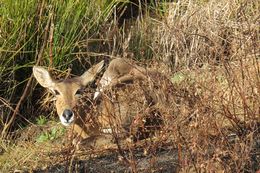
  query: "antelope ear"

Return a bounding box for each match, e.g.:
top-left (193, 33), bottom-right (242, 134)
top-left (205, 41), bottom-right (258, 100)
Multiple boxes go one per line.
top-left (80, 60), bottom-right (104, 86)
top-left (33, 66), bottom-right (56, 89)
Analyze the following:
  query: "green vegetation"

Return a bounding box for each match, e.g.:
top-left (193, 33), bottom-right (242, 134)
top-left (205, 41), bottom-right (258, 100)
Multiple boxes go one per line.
top-left (0, 0), bottom-right (259, 172)
top-left (0, 0), bottom-right (119, 136)
top-left (36, 127), bottom-right (65, 143)
top-left (36, 115), bottom-right (48, 125)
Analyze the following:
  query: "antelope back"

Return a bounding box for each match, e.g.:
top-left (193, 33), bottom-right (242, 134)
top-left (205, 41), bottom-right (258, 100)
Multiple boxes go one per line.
top-left (73, 78), bottom-right (163, 140)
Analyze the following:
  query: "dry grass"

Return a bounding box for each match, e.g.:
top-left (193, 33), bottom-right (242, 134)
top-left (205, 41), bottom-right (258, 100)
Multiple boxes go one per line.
top-left (1, 58), bottom-right (258, 172)
top-left (166, 58), bottom-right (259, 172)
top-left (0, 0), bottom-right (259, 172)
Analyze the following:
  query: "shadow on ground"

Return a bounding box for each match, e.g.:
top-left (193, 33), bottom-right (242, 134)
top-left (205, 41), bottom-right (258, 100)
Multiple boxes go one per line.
top-left (36, 147), bottom-right (179, 173)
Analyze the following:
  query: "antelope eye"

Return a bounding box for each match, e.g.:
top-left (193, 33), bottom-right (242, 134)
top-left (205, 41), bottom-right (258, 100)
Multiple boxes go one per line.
top-left (75, 89), bottom-right (83, 96)
top-left (54, 90), bottom-right (60, 95)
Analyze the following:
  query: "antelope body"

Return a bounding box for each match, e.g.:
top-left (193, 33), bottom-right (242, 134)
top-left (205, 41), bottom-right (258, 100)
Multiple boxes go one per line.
top-left (33, 58), bottom-right (172, 144)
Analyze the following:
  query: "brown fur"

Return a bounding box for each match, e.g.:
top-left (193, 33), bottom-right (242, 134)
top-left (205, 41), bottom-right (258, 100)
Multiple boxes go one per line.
top-left (33, 58), bottom-right (173, 145)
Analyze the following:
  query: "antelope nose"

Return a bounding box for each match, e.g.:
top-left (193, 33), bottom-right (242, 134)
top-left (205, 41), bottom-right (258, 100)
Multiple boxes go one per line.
top-left (62, 109), bottom-right (73, 121)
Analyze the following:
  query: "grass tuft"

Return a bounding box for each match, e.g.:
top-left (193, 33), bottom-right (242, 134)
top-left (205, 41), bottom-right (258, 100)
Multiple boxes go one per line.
top-left (0, 0), bottom-right (259, 172)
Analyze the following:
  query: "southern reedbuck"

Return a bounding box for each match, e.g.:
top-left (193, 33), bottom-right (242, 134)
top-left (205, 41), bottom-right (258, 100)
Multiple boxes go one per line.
top-left (33, 58), bottom-right (173, 145)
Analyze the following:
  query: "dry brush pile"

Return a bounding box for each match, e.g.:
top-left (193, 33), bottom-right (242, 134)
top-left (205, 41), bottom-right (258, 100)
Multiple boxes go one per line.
top-left (0, 0), bottom-right (259, 172)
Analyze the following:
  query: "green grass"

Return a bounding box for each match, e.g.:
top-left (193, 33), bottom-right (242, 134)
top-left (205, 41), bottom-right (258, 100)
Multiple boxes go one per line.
top-left (0, 0), bottom-right (119, 135)
top-left (0, 0), bottom-right (259, 172)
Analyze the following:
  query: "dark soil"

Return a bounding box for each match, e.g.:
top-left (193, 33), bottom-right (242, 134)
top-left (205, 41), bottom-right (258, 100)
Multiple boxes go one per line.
top-left (36, 146), bottom-right (179, 173)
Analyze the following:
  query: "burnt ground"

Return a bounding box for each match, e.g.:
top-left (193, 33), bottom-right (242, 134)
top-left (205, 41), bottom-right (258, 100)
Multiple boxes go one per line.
top-left (1, 121), bottom-right (259, 172)
top-left (34, 132), bottom-right (260, 173)
top-left (36, 146), bottom-right (179, 173)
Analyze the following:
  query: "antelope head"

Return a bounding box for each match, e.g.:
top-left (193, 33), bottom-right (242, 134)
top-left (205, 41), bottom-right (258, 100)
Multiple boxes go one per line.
top-left (33, 61), bottom-right (104, 126)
